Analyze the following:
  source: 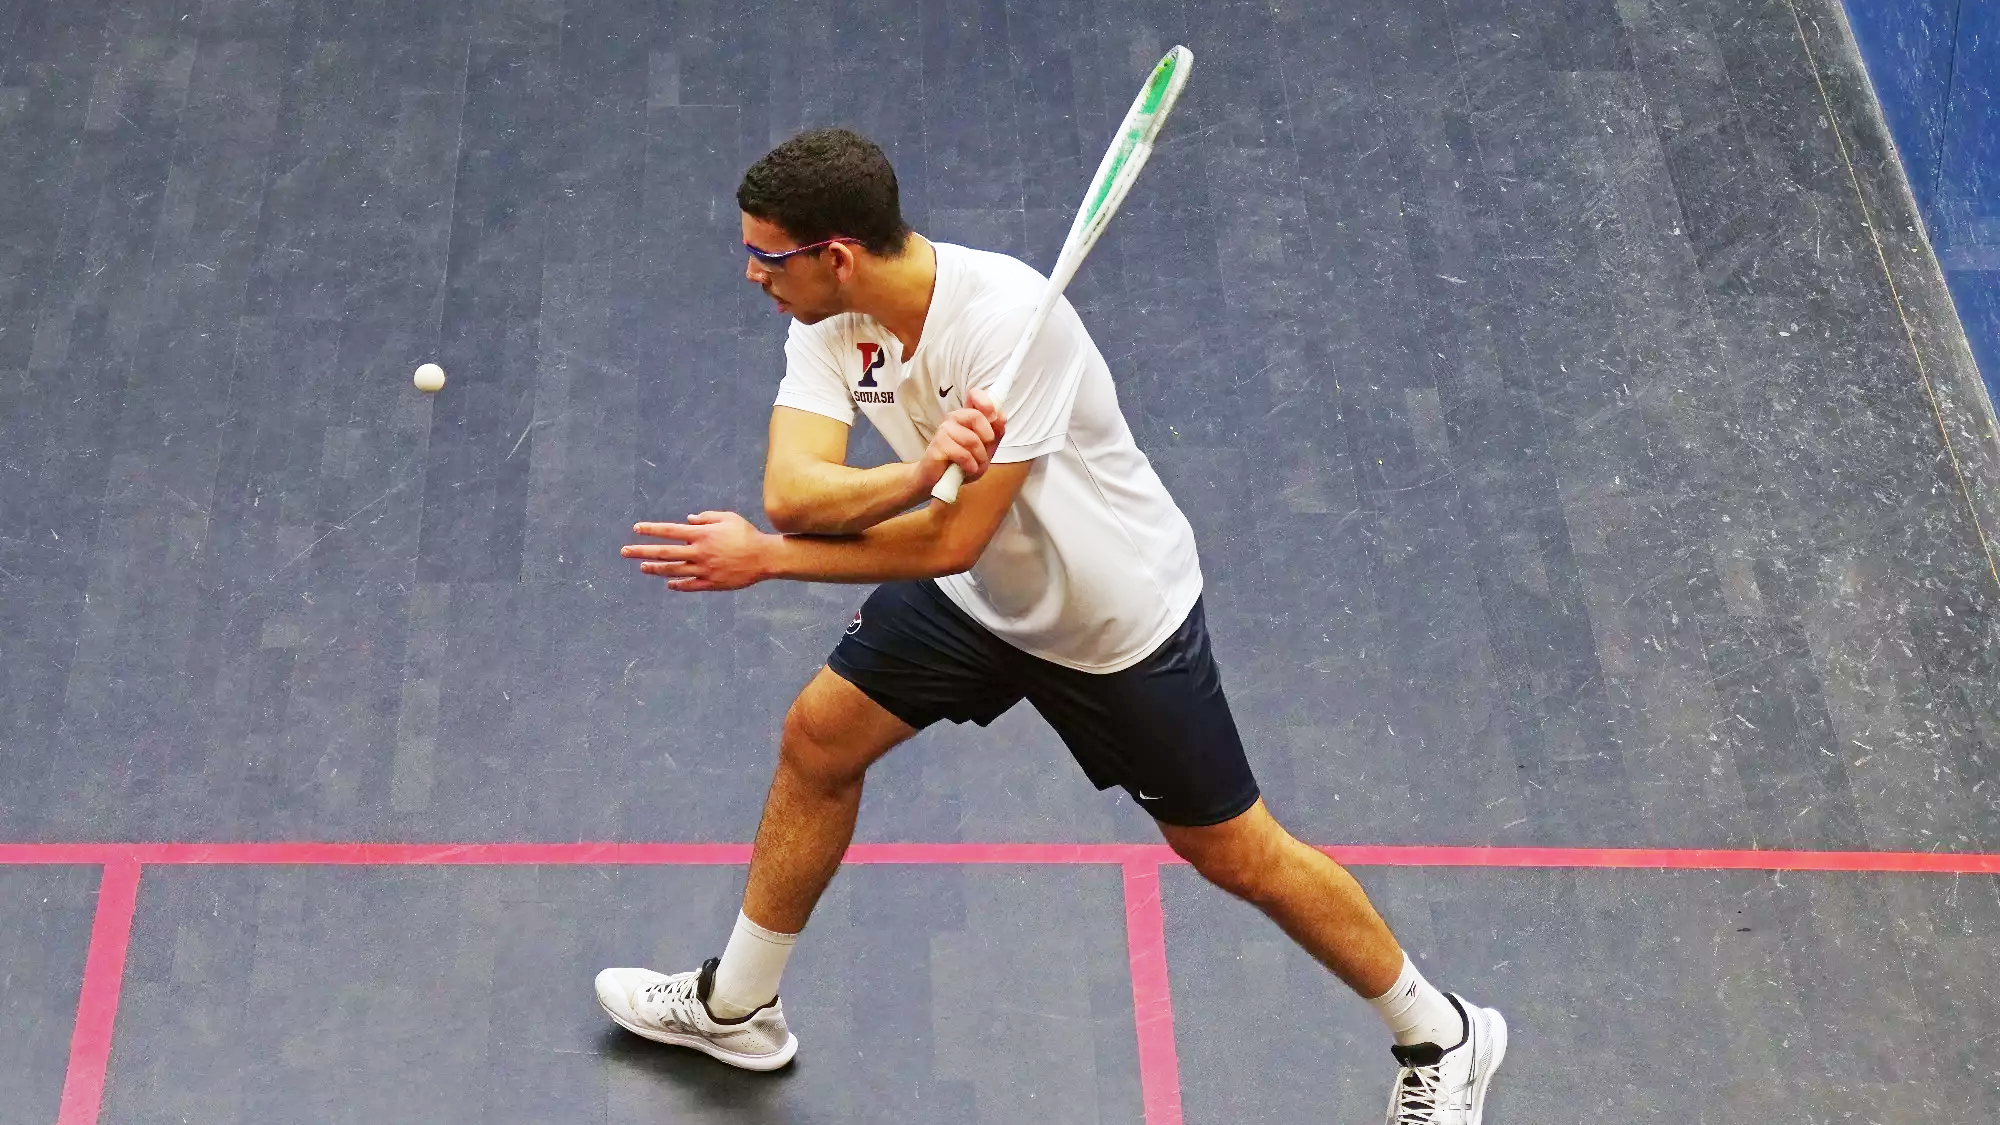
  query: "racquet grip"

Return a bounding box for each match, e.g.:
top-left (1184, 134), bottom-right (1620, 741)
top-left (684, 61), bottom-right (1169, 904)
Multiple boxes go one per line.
top-left (931, 464), bottom-right (966, 503)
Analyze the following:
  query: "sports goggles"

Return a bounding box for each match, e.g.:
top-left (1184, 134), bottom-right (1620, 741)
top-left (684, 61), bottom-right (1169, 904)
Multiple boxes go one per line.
top-left (743, 236), bottom-right (860, 268)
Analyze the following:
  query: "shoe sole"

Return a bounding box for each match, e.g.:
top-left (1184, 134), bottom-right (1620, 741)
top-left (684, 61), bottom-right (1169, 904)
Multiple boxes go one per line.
top-left (1467, 1005), bottom-right (1507, 1125)
top-left (598, 998), bottom-right (800, 1072)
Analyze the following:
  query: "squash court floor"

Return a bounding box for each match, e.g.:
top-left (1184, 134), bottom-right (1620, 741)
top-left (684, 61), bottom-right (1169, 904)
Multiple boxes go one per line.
top-left (3, 0), bottom-right (1999, 1122)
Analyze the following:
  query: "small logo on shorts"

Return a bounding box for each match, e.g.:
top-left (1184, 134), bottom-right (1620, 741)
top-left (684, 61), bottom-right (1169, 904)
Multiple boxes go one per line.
top-left (846, 612), bottom-right (863, 635)
top-left (1137, 790), bottom-right (1161, 801)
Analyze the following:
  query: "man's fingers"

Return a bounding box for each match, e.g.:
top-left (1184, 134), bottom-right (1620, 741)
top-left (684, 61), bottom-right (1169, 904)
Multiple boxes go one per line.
top-left (948, 408), bottom-right (1003, 458)
top-left (667, 577), bottom-right (716, 592)
top-left (947, 417), bottom-right (997, 457)
top-left (639, 560), bottom-right (699, 576)
top-left (925, 411), bottom-right (999, 481)
top-left (957, 409), bottom-right (995, 447)
top-left (939, 424), bottom-right (990, 476)
top-left (634, 511), bottom-right (735, 539)
top-left (968, 389), bottom-right (1006, 442)
top-left (949, 407), bottom-right (997, 446)
top-left (632, 522), bottom-right (700, 541)
top-left (940, 420), bottom-right (976, 459)
top-left (622, 544), bottom-right (698, 562)
top-left (943, 441), bottom-right (980, 477)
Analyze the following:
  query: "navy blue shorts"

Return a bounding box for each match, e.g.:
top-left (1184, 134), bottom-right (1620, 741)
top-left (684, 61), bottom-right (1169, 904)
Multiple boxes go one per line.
top-left (826, 580), bottom-right (1260, 827)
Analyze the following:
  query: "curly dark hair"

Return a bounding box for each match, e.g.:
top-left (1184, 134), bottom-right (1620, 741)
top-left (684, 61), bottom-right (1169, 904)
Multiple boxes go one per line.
top-left (737, 128), bottom-right (912, 256)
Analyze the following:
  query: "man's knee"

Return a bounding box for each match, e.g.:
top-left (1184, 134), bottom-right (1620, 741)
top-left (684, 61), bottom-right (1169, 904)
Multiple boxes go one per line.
top-left (778, 696), bottom-right (867, 791)
top-left (777, 668), bottom-right (911, 791)
top-left (1164, 803), bottom-right (1289, 903)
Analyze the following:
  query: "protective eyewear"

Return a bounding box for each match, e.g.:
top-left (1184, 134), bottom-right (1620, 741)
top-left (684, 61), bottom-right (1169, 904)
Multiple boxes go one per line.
top-left (743, 236), bottom-right (860, 268)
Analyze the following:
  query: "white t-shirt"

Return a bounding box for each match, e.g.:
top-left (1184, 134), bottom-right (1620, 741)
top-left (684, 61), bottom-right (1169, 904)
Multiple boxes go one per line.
top-left (773, 241), bottom-right (1202, 673)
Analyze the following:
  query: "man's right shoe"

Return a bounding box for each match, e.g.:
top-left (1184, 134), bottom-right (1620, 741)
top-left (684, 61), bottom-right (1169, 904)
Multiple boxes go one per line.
top-left (1385, 993), bottom-right (1506, 1124)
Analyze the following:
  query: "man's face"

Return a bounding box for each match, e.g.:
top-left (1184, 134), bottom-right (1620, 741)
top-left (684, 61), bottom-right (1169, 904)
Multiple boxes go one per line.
top-left (742, 213), bottom-right (848, 324)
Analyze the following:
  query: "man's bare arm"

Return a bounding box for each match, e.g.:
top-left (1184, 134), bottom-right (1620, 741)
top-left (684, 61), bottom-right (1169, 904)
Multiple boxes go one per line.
top-left (762, 407), bottom-right (926, 535)
top-left (764, 461), bottom-right (1030, 582)
top-left (627, 461), bottom-right (1032, 591)
top-left (764, 394), bottom-right (1007, 536)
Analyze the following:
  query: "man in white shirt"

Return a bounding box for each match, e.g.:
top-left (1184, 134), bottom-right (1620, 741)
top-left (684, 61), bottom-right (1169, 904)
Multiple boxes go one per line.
top-left (594, 129), bottom-right (1504, 1123)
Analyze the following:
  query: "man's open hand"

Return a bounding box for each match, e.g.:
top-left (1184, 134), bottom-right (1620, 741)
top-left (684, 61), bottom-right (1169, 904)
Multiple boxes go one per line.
top-left (624, 511), bottom-right (771, 592)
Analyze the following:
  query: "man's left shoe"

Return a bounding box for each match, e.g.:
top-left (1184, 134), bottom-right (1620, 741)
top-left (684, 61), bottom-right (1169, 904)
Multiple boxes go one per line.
top-left (1385, 993), bottom-right (1506, 1124)
top-left (594, 957), bottom-right (798, 1071)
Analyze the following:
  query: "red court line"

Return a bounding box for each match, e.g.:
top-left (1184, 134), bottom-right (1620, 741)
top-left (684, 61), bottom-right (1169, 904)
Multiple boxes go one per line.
top-left (56, 861), bottom-right (140, 1125)
top-left (0, 841), bottom-right (1996, 872)
top-left (1315, 845), bottom-right (2000, 874)
top-left (1122, 862), bottom-right (1184, 1125)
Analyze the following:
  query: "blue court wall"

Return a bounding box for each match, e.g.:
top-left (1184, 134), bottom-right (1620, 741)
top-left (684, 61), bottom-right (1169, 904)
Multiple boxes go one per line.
top-left (1841, 0), bottom-right (1999, 412)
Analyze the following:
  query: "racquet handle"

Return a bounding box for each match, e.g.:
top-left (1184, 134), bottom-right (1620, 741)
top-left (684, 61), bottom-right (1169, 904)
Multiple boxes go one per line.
top-left (932, 463), bottom-right (968, 504)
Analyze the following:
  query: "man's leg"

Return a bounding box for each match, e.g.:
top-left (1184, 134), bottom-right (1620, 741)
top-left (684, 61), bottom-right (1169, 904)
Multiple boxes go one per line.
top-left (706, 666), bottom-right (916, 1014)
top-left (742, 666), bottom-right (916, 929)
top-left (594, 667), bottom-right (914, 1066)
top-left (1160, 800), bottom-right (1485, 1048)
top-left (1161, 798), bottom-right (1507, 1125)
top-left (1156, 799), bottom-right (1403, 997)
top-left (1024, 589), bottom-right (1503, 1119)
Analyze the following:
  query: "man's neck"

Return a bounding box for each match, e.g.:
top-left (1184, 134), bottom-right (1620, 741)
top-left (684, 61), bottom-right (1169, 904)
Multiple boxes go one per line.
top-left (850, 234), bottom-right (936, 360)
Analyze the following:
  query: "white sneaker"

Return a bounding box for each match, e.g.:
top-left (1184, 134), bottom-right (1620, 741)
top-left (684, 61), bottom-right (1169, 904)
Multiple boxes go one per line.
top-left (594, 957), bottom-right (799, 1071)
top-left (1386, 994), bottom-right (1506, 1124)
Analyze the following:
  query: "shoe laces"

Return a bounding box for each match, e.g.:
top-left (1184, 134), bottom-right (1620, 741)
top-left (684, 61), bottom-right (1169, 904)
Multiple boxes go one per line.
top-left (1390, 1060), bottom-right (1444, 1124)
top-left (638, 972), bottom-right (708, 1025)
top-left (1389, 1037), bottom-right (1470, 1125)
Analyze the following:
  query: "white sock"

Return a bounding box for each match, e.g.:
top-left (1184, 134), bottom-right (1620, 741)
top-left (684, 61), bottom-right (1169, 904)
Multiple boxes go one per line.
top-left (707, 911), bottom-right (798, 1020)
top-left (1368, 954), bottom-right (1465, 1048)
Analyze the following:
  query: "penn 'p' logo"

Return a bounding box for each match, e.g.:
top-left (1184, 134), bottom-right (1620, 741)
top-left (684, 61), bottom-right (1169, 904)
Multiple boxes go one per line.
top-left (856, 342), bottom-right (886, 387)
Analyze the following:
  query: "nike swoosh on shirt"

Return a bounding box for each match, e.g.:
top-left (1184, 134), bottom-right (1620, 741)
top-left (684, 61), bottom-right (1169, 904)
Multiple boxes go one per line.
top-left (938, 385), bottom-right (953, 397)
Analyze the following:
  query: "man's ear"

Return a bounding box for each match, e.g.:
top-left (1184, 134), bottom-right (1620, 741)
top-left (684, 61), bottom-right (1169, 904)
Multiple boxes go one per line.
top-left (825, 240), bottom-right (860, 280)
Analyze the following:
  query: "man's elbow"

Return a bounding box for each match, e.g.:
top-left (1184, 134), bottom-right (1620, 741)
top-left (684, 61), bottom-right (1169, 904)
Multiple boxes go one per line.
top-left (932, 524), bottom-right (990, 577)
top-left (764, 491), bottom-right (805, 534)
top-left (763, 478), bottom-right (822, 534)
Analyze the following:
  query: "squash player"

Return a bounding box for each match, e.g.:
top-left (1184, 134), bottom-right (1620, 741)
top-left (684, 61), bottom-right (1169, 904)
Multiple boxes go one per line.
top-left (595, 128), bottom-right (1506, 1125)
